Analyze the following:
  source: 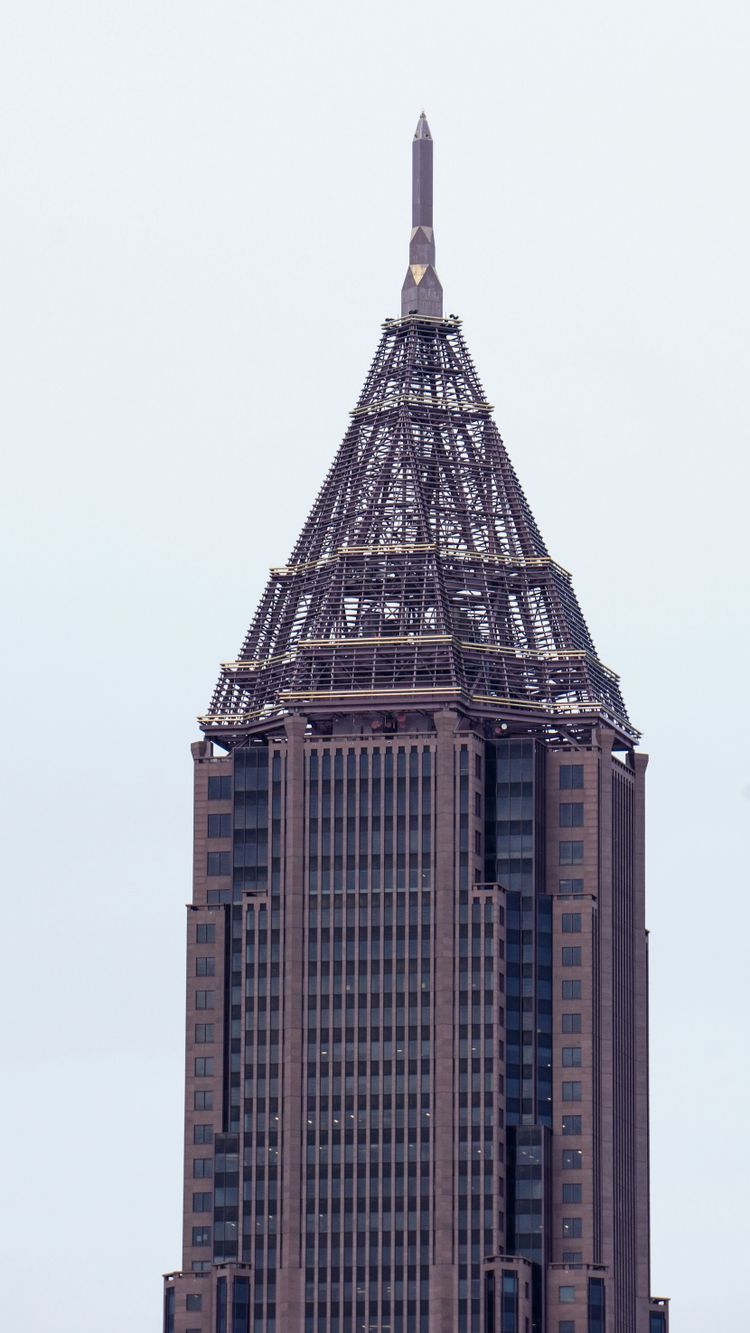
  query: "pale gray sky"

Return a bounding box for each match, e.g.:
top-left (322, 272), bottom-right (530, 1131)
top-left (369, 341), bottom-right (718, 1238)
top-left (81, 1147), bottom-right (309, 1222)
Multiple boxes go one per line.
top-left (1, 2), bottom-right (748, 1329)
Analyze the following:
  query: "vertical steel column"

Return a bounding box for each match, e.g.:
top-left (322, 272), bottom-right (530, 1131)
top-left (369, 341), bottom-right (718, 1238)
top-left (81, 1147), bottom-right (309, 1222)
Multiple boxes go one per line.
top-left (633, 751), bottom-right (651, 1332)
top-left (277, 715), bottom-right (306, 1330)
top-left (430, 708), bottom-right (458, 1329)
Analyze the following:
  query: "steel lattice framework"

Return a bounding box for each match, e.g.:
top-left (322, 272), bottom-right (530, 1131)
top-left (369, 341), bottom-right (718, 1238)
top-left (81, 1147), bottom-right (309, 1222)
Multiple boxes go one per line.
top-left (201, 315), bottom-right (635, 748)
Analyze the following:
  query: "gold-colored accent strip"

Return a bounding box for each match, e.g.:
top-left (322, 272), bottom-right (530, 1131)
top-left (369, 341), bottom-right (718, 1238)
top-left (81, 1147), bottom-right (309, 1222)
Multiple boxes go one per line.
top-left (381, 314), bottom-right (462, 328)
top-left (278, 687), bottom-right (459, 702)
top-left (270, 546), bottom-right (570, 579)
top-left (298, 633), bottom-right (452, 650)
top-left (351, 393), bottom-right (492, 419)
top-left (219, 640), bottom-right (617, 680)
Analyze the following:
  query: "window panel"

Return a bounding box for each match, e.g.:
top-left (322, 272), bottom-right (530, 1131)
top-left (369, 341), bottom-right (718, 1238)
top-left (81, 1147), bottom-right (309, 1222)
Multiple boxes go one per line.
top-left (208, 813), bottom-right (231, 838)
top-left (207, 851), bottom-right (231, 876)
top-left (561, 914), bottom-right (581, 933)
top-left (562, 981), bottom-right (581, 1000)
top-left (562, 1115), bottom-right (582, 1135)
top-left (559, 803), bottom-right (584, 827)
top-left (562, 1149), bottom-right (583, 1170)
top-left (563, 1183), bottom-right (582, 1203)
top-left (559, 842), bottom-right (584, 865)
top-left (562, 1082), bottom-right (582, 1102)
top-left (562, 1014), bottom-right (582, 1033)
top-left (559, 879), bottom-right (583, 895)
top-left (561, 948), bottom-right (582, 967)
top-left (562, 1047), bottom-right (582, 1067)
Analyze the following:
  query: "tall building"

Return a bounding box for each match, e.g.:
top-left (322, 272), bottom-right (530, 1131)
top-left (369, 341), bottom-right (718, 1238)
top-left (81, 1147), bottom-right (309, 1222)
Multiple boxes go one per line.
top-left (164, 116), bottom-right (668, 1333)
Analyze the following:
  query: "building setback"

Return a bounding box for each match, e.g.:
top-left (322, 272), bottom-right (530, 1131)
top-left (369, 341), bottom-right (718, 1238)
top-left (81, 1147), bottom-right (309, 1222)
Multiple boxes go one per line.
top-left (163, 116), bottom-right (669, 1333)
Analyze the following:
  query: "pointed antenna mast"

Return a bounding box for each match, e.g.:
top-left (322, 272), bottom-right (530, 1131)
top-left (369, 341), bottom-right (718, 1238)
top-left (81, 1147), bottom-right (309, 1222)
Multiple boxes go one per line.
top-left (401, 112), bottom-right (443, 318)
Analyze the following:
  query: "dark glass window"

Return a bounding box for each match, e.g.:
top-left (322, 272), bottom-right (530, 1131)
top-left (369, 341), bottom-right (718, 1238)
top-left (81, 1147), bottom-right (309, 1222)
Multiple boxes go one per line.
top-left (194, 1124), bottom-right (213, 1144)
top-left (196, 924), bottom-right (215, 943)
top-left (562, 1082), bottom-right (582, 1102)
top-left (562, 980), bottom-right (582, 999)
top-left (559, 803), bottom-right (583, 827)
top-left (207, 851), bottom-right (231, 876)
top-left (195, 990), bottom-right (214, 1009)
top-left (562, 1217), bottom-right (583, 1237)
top-left (193, 1158), bottom-right (212, 1178)
top-left (191, 1226), bottom-right (210, 1247)
top-left (208, 813), bottom-right (231, 838)
top-left (208, 776), bottom-right (231, 800)
top-left (562, 1014), bottom-right (582, 1033)
top-left (560, 765), bottom-right (583, 789)
top-left (195, 1024), bottom-right (214, 1043)
top-left (560, 879), bottom-right (583, 895)
top-left (649, 1315), bottom-right (667, 1333)
top-left (589, 1277), bottom-right (606, 1333)
top-left (562, 1149), bottom-right (583, 1170)
top-left (561, 947), bottom-right (582, 967)
top-left (195, 1057), bottom-right (214, 1076)
top-left (562, 1115), bottom-right (582, 1135)
top-left (192, 1192), bottom-right (211, 1212)
top-left (194, 1090), bottom-right (213, 1110)
top-left (186, 1294), bottom-right (202, 1311)
top-left (559, 1321), bottom-right (575, 1333)
top-left (559, 842), bottom-right (584, 865)
top-left (562, 913), bottom-right (581, 933)
top-left (559, 1286), bottom-right (576, 1303)
top-left (563, 1183), bottom-right (582, 1203)
top-left (196, 957), bottom-right (215, 977)
top-left (562, 1047), bottom-right (582, 1067)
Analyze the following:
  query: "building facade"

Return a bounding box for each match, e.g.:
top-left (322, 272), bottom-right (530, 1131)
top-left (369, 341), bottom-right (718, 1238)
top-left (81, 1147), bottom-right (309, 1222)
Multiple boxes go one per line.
top-left (163, 117), bottom-right (668, 1333)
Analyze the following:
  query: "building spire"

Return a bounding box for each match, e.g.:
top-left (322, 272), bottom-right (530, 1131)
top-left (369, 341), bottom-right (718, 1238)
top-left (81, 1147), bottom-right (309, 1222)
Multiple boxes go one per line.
top-left (401, 112), bottom-right (443, 318)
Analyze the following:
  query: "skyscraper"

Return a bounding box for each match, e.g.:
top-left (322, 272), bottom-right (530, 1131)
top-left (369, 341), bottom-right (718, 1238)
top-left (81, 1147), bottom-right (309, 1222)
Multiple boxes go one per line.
top-left (163, 115), bottom-right (668, 1333)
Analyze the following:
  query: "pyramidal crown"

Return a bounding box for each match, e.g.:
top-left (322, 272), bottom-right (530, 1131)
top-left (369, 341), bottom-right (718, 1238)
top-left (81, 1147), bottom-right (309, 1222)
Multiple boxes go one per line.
top-left (201, 117), bottom-right (635, 748)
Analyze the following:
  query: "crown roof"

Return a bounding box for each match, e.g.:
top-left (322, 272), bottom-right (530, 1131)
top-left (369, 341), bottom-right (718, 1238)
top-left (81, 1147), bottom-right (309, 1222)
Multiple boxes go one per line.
top-left (202, 313), bottom-right (634, 747)
top-left (201, 117), bottom-right (635, 748)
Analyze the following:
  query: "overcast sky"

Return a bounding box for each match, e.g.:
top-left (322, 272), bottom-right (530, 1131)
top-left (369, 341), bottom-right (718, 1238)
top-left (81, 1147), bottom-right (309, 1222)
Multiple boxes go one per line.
top-left (1, 2), bottom-right (748, 1329)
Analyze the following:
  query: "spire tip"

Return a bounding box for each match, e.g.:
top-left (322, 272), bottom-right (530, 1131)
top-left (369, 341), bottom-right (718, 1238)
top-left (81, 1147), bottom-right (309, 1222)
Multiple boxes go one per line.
top-left (414, 111), bottom-right (432, 141)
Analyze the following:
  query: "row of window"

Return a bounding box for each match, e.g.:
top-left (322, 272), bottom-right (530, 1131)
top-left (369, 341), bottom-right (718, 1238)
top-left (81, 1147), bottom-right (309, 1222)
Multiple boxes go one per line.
top-left (206, 763), bottom-right (582, 799)
top-left (208, 837), bottom-right (586, 873)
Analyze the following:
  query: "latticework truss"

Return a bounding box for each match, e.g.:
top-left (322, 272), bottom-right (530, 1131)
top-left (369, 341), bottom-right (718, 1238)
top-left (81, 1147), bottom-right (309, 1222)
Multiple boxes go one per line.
top-left (202, 316), bottom-right (636, 746)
